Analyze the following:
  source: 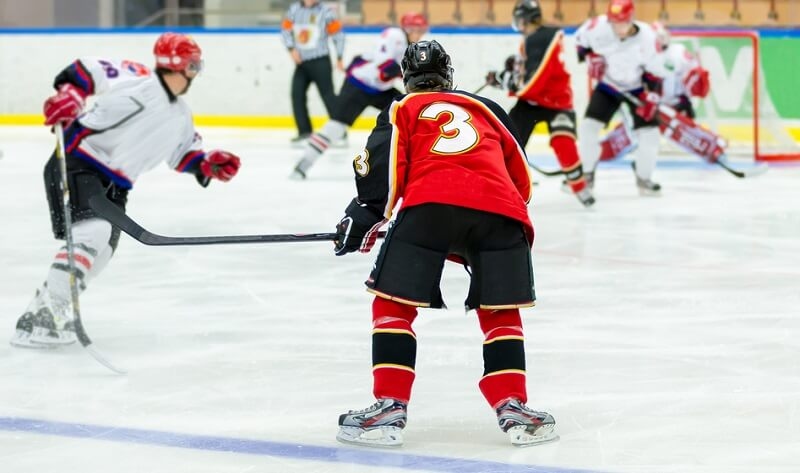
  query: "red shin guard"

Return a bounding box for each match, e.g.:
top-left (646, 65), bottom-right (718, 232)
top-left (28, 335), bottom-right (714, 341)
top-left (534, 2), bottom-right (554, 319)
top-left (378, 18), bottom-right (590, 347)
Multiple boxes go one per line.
top-left (551, 135), bottom-right (586, 193)
top-left (371, 297), bottom-right (418, 403)
top-left (476, 308), bottom-right (528, 408)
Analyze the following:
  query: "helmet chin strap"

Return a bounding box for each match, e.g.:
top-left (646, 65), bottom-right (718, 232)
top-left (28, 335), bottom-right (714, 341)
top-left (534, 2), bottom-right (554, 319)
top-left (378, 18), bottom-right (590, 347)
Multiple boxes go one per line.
top-left (178, 71), bottom-right (194, 95)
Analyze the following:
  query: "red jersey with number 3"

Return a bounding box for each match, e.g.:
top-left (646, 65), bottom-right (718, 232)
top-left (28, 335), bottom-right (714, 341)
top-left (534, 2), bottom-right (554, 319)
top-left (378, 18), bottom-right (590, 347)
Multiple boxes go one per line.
top-left (516, 26), bottom-right (573, 110)
top-left (353, 90), bottom-right (533, 242)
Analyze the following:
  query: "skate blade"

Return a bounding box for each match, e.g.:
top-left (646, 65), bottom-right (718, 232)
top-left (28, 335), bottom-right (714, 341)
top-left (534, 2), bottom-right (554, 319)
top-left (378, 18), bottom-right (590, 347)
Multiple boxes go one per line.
top-left (507, 424), bottom-right (560, 447)
top-left (10, 331), bottom-right (65, 349)
top-left (638, 188), bottom-right (662, 197)
top-left (288, 169), bottom-right (306, 180)
top-left (336, 426), bottom-right (403, 448)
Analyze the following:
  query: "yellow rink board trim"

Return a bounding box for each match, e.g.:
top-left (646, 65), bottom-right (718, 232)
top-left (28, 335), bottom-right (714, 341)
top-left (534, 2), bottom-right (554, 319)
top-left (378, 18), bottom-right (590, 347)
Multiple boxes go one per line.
top-left (2, 114), bottom-right (800, 142)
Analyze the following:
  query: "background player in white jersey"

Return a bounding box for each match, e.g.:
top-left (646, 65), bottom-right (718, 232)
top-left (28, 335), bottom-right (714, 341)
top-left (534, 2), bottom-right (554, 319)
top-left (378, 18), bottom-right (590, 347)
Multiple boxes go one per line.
top-left (10, 33), bottom-right (241, 348)
top-left (651, 21), bottom-right (710, 119)
top-left (290, 12), bottom-right (428, 179)
top-left (575, 0), bottom-right (669, 195)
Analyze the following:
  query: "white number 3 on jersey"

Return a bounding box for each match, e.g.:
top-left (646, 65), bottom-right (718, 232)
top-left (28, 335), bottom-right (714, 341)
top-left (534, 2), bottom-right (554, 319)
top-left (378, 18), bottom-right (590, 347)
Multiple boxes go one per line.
top-left (420, 103), bottom-right (480, 155)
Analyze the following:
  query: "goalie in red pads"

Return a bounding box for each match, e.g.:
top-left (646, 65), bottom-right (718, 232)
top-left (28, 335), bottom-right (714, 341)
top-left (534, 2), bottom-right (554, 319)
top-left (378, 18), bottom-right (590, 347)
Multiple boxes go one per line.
top-left (597, 21), bottom-right (714, 163)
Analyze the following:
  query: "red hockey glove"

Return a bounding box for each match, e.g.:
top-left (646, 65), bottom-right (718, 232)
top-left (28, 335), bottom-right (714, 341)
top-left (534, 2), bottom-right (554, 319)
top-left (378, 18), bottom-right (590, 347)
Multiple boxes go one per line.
top-left (43, 84), bottom-right (87, 127)
top-left (334, 198), bottom-right (386, 256)
top-left (635, 92), bottom-right (660, 121)
top-left (587, 53), bottom-right (606, 81)
top-left (683, 67), bottom-right (710, 98)
top-left (200, 150), bottom-right (241, 182)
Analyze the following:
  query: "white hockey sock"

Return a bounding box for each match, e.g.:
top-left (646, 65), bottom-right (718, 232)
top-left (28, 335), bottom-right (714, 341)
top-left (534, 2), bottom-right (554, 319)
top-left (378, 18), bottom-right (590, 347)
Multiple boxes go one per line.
top-left (300, 120), bottom-right (348, 167)
top-left (633, 126), bottom-right (661, 180)
top-left (45, 218), bottom-right (114, 307)
top-left (578, 118), bottom-right (605, 173)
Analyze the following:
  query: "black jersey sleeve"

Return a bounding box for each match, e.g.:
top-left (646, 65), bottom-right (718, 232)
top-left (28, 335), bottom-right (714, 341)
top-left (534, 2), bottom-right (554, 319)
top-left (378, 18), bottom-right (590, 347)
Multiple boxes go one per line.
top-left (522, 27), bottom-right (558, 83)
top-left (52, 60), bottom-right (96, 95)
top-left (353, 98), bottom-right (402, 217)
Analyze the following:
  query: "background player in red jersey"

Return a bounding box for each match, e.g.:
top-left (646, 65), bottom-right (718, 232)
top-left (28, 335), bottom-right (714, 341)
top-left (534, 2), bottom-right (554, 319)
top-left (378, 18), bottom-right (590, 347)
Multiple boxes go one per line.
top-left (331, 40), bottom-right (557, 448)
top-left (486, 0), bottom-right (595, 207)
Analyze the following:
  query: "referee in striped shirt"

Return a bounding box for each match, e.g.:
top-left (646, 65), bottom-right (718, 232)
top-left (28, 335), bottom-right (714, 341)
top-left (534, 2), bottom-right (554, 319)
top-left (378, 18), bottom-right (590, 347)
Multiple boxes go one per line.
top-left (281, 0), bottom-right (346, 143)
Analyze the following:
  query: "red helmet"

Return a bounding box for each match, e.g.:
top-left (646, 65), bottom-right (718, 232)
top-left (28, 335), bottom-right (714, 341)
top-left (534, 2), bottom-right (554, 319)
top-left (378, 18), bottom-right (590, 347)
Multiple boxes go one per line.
top-left (400, 12), bottom-right (428, 32)
top-left (607, 0), bottom-right (634, 22)
top-left (153, 33), bottom-right (203, 73)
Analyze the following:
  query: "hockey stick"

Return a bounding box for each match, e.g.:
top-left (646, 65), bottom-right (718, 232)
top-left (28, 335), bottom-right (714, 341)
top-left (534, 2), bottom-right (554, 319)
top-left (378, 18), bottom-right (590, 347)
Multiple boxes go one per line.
top-left (607, 84), bottom-right (768, 179)
top-left (54, 124), bottom-right (126, 375)
top-left (89, 194), bottom-right (387, 247)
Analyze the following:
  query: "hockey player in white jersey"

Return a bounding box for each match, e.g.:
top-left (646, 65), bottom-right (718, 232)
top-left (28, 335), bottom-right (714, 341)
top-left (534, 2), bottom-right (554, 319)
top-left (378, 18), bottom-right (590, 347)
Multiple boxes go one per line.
top-left (290, 12), bottom-right (428, 179)
top-left (10, 33), bottom-right (241, 348)
top-left (575, 0), bottom-right (669, 195)
top-left (651, 21), bottom-right (710, 119)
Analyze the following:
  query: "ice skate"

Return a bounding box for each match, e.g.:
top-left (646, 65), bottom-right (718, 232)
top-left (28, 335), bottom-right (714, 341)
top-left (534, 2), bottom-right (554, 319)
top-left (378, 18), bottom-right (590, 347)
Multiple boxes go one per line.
top-left (636, 176), bottom-right (662, 196)
top-left (575, 188), bottom-right (596, 207)
top-left (290, 133), bottom-right (311, 148)
top-left (290, 156), bottom-right (318, 180)
top-left (10, 288), bottom-right (76, 348)
top-left (495, 398), bottom-right (558, 447)
top-left (332, 131), bottom-right (349, 149)
top-left (336, 398), bottom-right (407, 447)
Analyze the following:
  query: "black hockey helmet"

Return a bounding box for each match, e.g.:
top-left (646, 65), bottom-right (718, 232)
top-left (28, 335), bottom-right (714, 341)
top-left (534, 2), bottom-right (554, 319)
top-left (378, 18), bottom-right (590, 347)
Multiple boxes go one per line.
top-left (401, 40), bottom-right (454, 92)
top-left (512, 0), bottom-right (543, 30)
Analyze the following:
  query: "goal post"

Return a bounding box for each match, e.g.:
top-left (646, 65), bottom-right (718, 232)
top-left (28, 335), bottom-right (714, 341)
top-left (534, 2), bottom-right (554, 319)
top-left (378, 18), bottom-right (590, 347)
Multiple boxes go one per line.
top-left (671, 30), bottom-right (800, 162)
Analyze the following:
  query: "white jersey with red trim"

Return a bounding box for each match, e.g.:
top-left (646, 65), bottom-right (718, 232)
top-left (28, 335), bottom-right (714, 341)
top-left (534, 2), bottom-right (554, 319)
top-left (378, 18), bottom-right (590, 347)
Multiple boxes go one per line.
top-left (346, 27), bottom-right (407, 92)
top-left (575, 16), bottom-right (668, 90)
top-left (70, 57), bottom-right (202, 188)
top-left (656, 43), bottom-right (700, 106)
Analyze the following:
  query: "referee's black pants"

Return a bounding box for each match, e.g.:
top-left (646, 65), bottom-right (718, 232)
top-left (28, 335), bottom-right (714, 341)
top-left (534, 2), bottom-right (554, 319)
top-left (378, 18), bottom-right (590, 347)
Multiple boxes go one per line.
top-left (291, 57), bottom-right (337, 136)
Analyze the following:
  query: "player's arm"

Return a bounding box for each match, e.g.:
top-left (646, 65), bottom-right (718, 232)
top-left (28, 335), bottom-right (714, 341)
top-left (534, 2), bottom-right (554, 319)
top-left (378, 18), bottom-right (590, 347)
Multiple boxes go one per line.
top-left (324, 5), bottom-right (346, 68)
top-left (354, 104), bottom-right (400, 216)
top-left (45, 57), bottom-right (116, 127)
top-left (171, 128), bottom-right (241, 187)
top-left (334, 100), bottom-right (403, 256)
top-left (517, 29), bottom-right (562, 97)
top-left (680, 50), bottom-right (710, 98)
top-left (374, 29), bottom-right (406, 82)
top-left (574, 19), bottom-right (595, 63)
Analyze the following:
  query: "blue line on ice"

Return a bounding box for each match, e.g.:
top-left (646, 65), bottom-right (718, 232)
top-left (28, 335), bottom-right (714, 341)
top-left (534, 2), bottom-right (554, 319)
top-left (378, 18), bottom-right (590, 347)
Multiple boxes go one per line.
top-left (0, 416), bottom-right (607, 473)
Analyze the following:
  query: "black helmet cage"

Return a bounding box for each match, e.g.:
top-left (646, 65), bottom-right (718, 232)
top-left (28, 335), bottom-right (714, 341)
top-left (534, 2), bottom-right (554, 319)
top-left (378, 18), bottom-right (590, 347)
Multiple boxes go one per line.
top-left (402, 40), bottom-right (454, 92)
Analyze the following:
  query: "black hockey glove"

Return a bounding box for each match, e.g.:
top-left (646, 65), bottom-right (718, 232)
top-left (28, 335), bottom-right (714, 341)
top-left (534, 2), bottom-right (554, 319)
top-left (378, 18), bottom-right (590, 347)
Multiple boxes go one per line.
top-left (334, 198), bottom-right (386, 256)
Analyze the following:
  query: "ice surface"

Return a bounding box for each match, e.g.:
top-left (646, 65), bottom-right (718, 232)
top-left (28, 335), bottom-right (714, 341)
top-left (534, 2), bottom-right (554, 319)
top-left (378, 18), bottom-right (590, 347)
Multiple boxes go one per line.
top-left (1, 126), bottom-right (798, 473)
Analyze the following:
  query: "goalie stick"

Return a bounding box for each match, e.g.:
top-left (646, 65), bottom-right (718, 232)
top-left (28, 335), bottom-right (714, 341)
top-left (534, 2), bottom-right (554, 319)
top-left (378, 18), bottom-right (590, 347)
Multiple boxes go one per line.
top-left (89, 195), bottom-right (386, 247)
top-left (608, 83), bottom-right (768, 179)
top-left (54, 124), bottom-right (126, 375)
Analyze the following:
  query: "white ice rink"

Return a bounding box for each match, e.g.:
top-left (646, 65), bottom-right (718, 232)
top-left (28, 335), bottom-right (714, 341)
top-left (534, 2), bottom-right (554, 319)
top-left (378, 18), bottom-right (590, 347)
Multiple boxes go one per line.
top-left (1, 126), bottom-right (799, 473)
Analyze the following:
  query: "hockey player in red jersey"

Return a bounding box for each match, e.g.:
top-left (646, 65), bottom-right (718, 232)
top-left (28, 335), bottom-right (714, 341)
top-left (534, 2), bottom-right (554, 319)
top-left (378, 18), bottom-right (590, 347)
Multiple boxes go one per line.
top-left (290, 12), bottom-right (429, 179)
top-left (332, 40), bottom-right (557, 448)
top-left (10, 33), bottom-right (241, 348)
top-left (487, 0), bottom-right (595, 207)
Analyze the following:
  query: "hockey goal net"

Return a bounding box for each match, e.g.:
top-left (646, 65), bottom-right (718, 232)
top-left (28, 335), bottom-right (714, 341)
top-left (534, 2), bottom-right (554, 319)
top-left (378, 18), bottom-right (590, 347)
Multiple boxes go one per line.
top-left (670, 30), bottom-right (800, 162)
